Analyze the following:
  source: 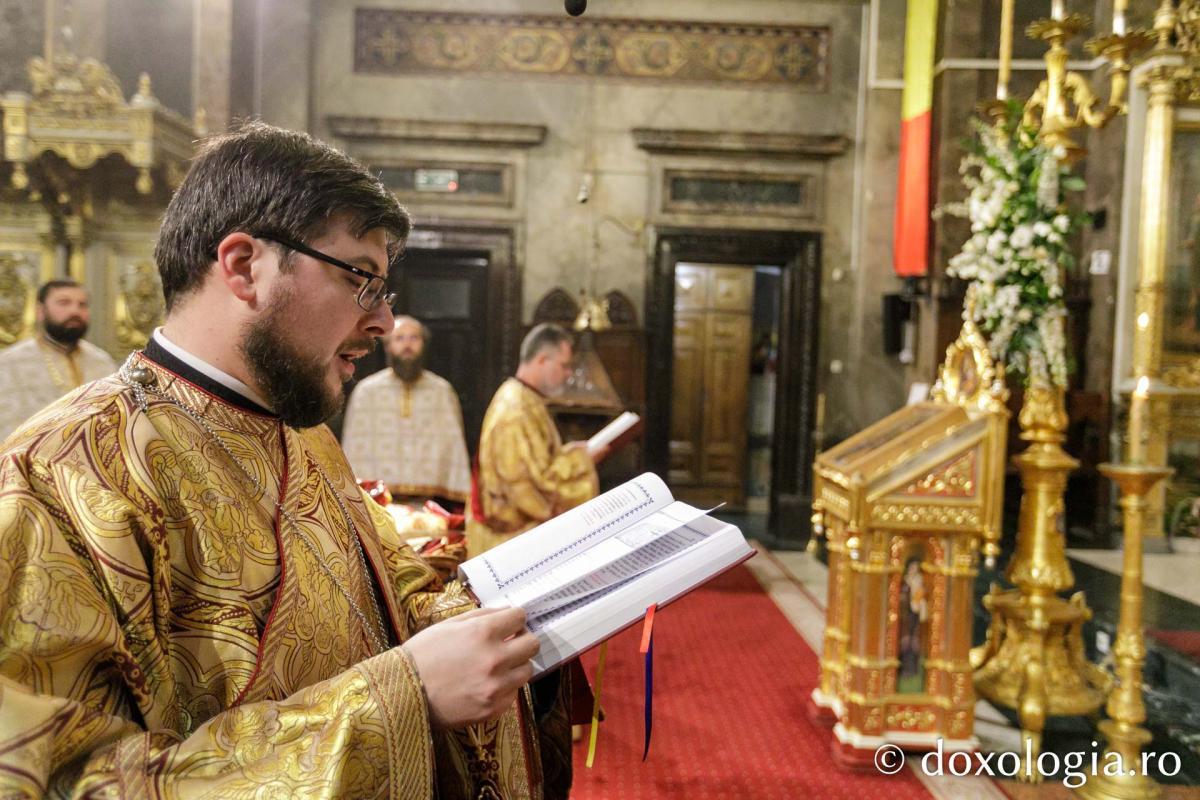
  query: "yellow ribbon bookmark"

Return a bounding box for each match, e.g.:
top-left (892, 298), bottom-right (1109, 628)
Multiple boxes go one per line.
top-left (585, 643), bottom-right (607, 768)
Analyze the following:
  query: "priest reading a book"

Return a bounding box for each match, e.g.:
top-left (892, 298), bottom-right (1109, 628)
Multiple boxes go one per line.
top-left (468, 322), bottom-right (612, 556)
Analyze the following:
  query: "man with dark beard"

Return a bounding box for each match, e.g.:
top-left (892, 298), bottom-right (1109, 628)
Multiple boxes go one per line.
top-left (0, 122), bottom-right (569, 798)
top-left (0, 280), bottom-right (117, 440)
top-left (342, 315), bottom-right (471, 504)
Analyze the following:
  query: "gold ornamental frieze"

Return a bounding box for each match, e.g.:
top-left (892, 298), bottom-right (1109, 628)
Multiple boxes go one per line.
top-left (887, 707), bottom-right (939, 731)
top-left (901, 450), bottom-right (977, 497)
top-left (870, 503), bottom-right (982, 528)
top-left (354, 9), bottom-right (829, 88)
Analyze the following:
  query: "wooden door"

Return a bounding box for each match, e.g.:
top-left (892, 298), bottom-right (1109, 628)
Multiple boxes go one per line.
top-left (669, 264), bottom-right (753, 508)
top-left (397, 250), bottom-right (491, 454)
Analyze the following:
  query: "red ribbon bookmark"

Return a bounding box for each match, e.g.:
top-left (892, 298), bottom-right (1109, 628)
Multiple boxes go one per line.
top-left (640, 604), bottom-right (656, 761)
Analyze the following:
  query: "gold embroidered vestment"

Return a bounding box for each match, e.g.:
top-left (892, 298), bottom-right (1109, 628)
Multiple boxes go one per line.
top-left (0, 355), bottom-right (546, 798)
top-left (468, 379), bottom-right (597, 555)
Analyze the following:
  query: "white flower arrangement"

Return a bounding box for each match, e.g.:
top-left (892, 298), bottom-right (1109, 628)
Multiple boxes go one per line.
top-left (940, 107), bottom-right (1084, 388)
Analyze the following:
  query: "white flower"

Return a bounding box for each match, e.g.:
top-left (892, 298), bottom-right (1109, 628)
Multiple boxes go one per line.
top-left (1011, 225), bottom-right (1034, 248)
top-left (1033, 221), bottom-right (1053, 237)
top-left (1053, 214), bottom-right (1070, 233)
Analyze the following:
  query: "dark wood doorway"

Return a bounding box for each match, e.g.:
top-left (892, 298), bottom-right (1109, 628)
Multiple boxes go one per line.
top-left (395, 248), bottom-right (491, 452)
top-left (344, 224), bottom-right (520, 456)
top-left (645, 229), bottom-right (821, 548)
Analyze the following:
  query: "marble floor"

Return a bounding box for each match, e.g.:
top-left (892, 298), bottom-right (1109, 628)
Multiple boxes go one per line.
top-left (1067, 547), bottom-right (1200, 607)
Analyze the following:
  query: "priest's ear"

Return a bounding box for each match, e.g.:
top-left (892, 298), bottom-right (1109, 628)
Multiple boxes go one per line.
top-left (214, 232), bottom-right (269, 306)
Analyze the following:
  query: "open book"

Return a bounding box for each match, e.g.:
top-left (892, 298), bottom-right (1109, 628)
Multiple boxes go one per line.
top-left (459, 472), bottom-right (754, 677)
top-left (586, 411), bottom-right (642, 458)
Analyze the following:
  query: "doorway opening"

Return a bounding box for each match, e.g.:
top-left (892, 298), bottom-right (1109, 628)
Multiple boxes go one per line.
top-left (645, 229), bottom-right (821, 547)
top-left (748, 266), bottom-right (782, 514)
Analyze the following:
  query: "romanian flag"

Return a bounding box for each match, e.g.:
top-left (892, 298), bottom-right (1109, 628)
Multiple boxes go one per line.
top-left (893, 0), bottom-right (939, 278)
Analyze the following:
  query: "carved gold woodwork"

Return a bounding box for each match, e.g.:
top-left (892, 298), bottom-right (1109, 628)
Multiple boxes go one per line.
top-left (114, 259), bottom-right (163, 350)
top-left (0, 253), bottom-right (37, 344)
top-left (808, 315), bottom-right (1008, 763)
top-left (3, 58), bottom-right (193, 198)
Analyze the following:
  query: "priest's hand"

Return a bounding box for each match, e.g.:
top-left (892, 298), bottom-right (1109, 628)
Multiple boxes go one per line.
top-left (402, 606), bottom-right (539, 729)
top-left (566, 439), bottom-right (609, 463)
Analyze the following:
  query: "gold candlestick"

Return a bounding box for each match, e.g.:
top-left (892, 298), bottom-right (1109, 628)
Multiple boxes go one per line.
top-left (1075, 462), bottom-right (1172, 800)
top-left (1128, 376), bottom-right (1150, 463)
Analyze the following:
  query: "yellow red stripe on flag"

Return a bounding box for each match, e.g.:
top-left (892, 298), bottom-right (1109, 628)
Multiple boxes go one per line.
top-left (894, 0), bottom-right (939, 278)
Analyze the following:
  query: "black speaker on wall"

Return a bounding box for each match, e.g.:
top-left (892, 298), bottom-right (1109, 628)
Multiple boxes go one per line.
top-left (882, 293), bottom-right (911, 355)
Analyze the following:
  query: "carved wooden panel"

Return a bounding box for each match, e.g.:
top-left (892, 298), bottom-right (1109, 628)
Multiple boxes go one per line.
top-left (532, 287), bottom-right (580, 325)
top-left (668, 264), bottom-right (753, 507)
top-left (670, 312), bottom-right (704, 484)
top-left (711, 268), bottom-right (753, 312)
top-left (702, 311), bottom-right (751, 494)
top-left (603, 290), bottom-right (638, 327)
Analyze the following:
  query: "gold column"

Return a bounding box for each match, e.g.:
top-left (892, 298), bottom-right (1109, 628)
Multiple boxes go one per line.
top-left (1128, 27), bottom-right (1180, 537)
top-left (1075, 463), bottom-right (1171, 800)
top-left (970, 3), bottom-right (1154, 772)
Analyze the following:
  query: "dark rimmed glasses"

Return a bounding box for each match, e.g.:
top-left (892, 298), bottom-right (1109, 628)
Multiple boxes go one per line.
top-left (258, 234), bottom-right (396, 312)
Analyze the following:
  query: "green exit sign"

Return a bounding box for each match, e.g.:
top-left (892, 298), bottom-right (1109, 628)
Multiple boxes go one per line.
top-left (415, 168), bottom-right (460, 192)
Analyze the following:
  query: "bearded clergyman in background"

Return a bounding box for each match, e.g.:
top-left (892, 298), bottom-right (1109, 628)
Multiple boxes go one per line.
top-left (0, 280), bottom-right (117, 440)
top-left (342, 315), bottom-right (471, 505)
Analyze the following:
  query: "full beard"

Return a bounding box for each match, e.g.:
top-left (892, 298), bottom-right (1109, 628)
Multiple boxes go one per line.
top-left (240, 284), bottom-right (367, 428)
top-left (44, 318), bottom-right (87, 346)
top-left (389, 351), bottom-right (425, 383)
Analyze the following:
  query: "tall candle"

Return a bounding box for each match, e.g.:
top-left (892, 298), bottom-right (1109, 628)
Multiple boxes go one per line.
top-left (998, 0), bottom-right (1014, 99)
top-left (1128, 376), bottom-right (1149, 463)
top-left (1051, 0), bottom-right (1065, 20)
top-left (1113, 10), bottom-right (1126, 35)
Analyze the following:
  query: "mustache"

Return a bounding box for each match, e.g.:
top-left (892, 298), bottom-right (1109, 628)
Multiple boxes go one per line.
top-left (342, 337), bottom-right (378, 355)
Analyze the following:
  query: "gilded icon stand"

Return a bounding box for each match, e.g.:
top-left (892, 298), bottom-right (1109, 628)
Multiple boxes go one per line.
top-left (808, 315), bottom-right (1008, 764)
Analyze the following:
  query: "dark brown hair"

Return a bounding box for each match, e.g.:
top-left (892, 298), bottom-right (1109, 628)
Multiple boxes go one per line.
top-left (155, 120), bottom-right (410, 310)
top-left (36, 279), bottom-right (82, 304)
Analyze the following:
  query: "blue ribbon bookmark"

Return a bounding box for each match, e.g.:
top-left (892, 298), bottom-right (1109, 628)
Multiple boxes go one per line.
top-left (639, 604), bottom-right (657, 761)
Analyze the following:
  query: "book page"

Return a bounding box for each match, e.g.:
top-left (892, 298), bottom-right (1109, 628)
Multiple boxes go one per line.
top-left (525, 522), bottom-right (754, 676)
top-left (459, 472), bottom-right (673, 603)
top-left (520, 505), bottom-right (721, 620)
top-left (587, 411), bottom-right (640, 457)
top-left (502, 501), bottom-right (711, 616)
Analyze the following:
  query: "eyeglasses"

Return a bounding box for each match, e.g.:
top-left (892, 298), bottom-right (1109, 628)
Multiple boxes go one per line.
top-left (258, 234), bottom-right (396, 312)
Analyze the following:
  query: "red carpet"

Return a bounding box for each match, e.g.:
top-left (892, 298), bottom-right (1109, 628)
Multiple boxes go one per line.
top-left (569, 564), bottom-right (934, 800)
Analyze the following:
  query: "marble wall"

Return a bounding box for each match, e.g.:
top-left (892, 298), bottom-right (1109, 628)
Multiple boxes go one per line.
top-left (255, 0), bottom-right (911, 439)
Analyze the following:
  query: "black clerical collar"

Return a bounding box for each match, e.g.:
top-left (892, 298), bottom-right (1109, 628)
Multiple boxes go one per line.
top-left (142, 337), bottom-right (276, 417)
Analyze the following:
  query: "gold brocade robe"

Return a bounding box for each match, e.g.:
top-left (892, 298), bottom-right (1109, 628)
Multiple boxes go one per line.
top-left (467, 379), bottom-right (598, 555)
top-left (0, 355), bottom-right (547, 799)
